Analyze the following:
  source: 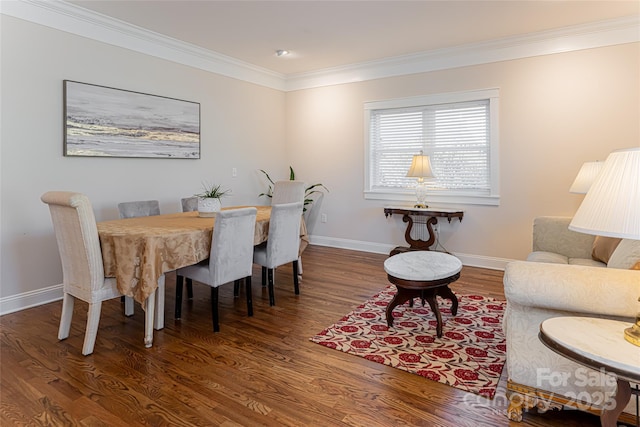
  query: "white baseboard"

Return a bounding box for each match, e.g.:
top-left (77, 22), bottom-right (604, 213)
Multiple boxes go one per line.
top-left (309, 235), bottom-right (513, 271)
top-left (0, 283), bottom-right (62, 316)
top-left (1, 239), bottom-right (513, 315)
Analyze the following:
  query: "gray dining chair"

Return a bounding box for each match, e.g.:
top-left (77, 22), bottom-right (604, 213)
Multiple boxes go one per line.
top-left (271, 180), bottom-right (305, 205)
top-left (117, 199), bottom-right (164, 328)
top-left (253, 201), bottom-right (304, 306)
top-left (181, 196), bottom-right (198, 212)
top-left (271, 180), bottom-right (306, 277)
top-left (180, 197), bottom-right (199, 298)
top-left (41, 191), bottom-right (124, 355)
top-left (117, 199), bottom-right (161, 219)
top-left (175, 207), bottom-right (257, 332)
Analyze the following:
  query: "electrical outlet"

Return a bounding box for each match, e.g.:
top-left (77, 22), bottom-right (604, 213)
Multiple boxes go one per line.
top-left (321, 213), bottom-right (327, 223)
top-left (232, 167), bottom-right (237, 177)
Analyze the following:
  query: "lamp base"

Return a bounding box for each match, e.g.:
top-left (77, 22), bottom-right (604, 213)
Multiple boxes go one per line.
top-left (624, 318), bottom-right (640, 346)
top-left (414, 203), bottom-right (428, 209)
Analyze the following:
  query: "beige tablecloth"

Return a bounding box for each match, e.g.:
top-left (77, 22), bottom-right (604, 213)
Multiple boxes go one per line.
top-left (97, 206), bottom-right (308, 304)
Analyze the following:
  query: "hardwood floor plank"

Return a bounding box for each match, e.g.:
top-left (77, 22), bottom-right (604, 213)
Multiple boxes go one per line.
top-left (0, 245), bottom-right (610, 426)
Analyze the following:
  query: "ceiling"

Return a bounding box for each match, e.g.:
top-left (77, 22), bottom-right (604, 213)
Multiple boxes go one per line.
top-left (70, 1), bottom-right (639, 76)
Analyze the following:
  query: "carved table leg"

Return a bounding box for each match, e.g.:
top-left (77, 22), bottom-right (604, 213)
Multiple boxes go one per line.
top-left (439, 285), bottom-right (458, 316)
top-left (386, 286), bottom-right (418, 327)
top-left (423, 289), bottom-right (443, 337)
top-left (600, 379), bottom-right (631, 427)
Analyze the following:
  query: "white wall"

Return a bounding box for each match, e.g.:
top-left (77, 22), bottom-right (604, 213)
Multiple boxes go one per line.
top-left (286, 43), bottom-right (640, 264)
top-left (2, 14), bottom-right (639, 314)
top-left (0, 15), bottom-right (287, 312)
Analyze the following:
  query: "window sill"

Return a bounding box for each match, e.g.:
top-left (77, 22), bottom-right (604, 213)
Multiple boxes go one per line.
top-left (364, 190), bottom-right (500, 206)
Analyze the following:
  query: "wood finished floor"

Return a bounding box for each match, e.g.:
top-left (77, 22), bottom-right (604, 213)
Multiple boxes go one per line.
top-left (1, 246), bottom-right (610, 426)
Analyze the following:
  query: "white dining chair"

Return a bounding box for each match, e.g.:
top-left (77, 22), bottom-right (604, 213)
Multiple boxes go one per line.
top-left (175, 207), bottom-right (257, 332)
top-left (117, 199), bottom-right (165, 330)
top-left (181, 196), bottom-right (198, 212)
top-left (41, 191), bottom-right (124, 355)
top-left (271, 180), bottom-right (306, 276)
top-left (253, 201), bottom-right (304, 306)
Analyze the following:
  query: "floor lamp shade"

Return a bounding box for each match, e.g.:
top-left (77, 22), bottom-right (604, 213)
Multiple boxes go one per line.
top-left (569, 147), bottom-right (640, 239)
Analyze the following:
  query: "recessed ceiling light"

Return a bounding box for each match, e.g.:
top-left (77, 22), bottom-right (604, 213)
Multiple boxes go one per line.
top-left (275, 50), bottom-right (290, 57)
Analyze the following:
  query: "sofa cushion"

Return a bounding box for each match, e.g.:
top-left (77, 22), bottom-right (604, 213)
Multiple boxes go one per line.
top-left (591, 236), bottom-right (622, 263)
top-left (568, 258), bottom-right (607, 267)
top-left (527, 251), bottom-right (568, 264)
top-left (608, 239), bottom-right (640, 270)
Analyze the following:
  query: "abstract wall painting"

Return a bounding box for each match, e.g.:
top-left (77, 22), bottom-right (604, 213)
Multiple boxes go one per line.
top-left (64, 80), bottom-right (200, 159)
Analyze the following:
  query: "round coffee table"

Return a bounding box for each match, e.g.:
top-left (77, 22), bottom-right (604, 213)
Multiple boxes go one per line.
top-left (383, 251), bottom-right (462, 337)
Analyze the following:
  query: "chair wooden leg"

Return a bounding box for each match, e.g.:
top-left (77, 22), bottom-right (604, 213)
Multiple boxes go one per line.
top-left (186, 278), bottom-right (194, 300)
top-left (175, 275), bottom-right (184, 319)
top-left (58, 293), bottom-right (74, 340)
top-left (233, 279), bottom-right (240, 297)
top-left (82, 301), bottom-right (102, 356)
top-left (292, 260), bottom-right (300, 295)
top-left (261, 266), bottom-right (267, 287)
top-left (154, 275), bottom-right (165, 330)
top-left (268, 268), bottom-right (275, 306)
top-left (245, 276), bottom-right (253, 317)
top-left (298, 256), bottom-right (303, 277)
top-left (211, 286), bottom-right (220, 332)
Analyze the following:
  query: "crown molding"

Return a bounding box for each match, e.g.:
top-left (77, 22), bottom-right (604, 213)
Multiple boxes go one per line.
top-left (2, 0), bottom-right (638, 92)
top-left (285, 15), bottom-right (640, 91)
top-left (1, 0), bottom-right (287, 90)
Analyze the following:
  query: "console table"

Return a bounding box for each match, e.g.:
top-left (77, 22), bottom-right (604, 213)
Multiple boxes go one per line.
top-left (384, 206), bottom-right (463, 255)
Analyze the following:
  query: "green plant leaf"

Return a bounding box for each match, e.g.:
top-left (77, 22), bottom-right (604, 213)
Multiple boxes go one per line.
top-left (289, 166), bottom-right (295, 180)
top-left (259, 169), bottom-right (275, 185)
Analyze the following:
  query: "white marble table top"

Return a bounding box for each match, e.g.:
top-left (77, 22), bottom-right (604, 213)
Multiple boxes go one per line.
top-left (384, 251), bottom-right (462, 281)
top-left (540, 317), bottom-right (640, 382)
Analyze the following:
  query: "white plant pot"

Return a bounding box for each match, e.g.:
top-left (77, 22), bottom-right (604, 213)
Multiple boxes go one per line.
top-left (197, 197), bottom-right (221, 217)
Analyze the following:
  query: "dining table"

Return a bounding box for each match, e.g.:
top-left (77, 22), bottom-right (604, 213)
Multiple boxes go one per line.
top-left (96, 205), bottom-right (309, 348)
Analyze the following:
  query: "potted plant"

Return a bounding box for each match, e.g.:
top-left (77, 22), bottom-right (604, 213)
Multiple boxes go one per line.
top-left (195, 183), bottom-right (230, 217)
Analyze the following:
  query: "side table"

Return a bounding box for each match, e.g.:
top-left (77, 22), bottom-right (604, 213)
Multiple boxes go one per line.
top-left (384, 251), bottom-right (462, 337)
top-left (539, 316), bottom-right (640, 427)
top-left (384, 206), bottom-right (463, 255)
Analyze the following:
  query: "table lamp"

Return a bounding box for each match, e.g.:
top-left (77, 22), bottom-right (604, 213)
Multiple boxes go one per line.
top-left (569, 161), bottom-right (603, 194)
top-left (406, 151), bottom-right (435, 208)
top-left (569, 147), bottom-right (640, 346)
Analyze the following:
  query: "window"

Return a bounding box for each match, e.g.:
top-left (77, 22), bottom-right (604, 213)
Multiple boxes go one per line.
top-left (364, 89), bottom-right (499, 206)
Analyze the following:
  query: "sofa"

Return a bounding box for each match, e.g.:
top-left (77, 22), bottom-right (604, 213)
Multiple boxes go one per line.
top-left (503, 216), bottom-right (640, 423)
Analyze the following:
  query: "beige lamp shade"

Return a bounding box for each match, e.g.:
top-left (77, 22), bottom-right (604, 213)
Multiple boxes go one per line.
top-left (406, 152), bottom-right (435, 179)
top-left (569, 161), bottom-right (603, 194)
top-left (569, 147), bottom-right (640, 239)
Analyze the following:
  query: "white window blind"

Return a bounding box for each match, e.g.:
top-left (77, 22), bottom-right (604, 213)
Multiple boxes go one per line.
top-left (365, 89), bottom-right (499, 205)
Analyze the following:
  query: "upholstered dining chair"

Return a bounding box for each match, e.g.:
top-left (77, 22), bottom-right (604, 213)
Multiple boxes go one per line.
top-left (271, 180), bottom-right (306, 276)
top-left (180, 197), bottom-right (199, 298)
top-left (41, 191), bottom-right (123, 355)
top-left (271, 180), bottom-right (305, 205)
top-left (181, 196), bottom-right (198, 212)
top-left (117, 200), bottom-right (160, 219)
top-left (253, 201), bottom-right (304, 306)
top-left (117, 199), bottom-right (165, 329)
top-left (175, 207), bottom-right (257, 332)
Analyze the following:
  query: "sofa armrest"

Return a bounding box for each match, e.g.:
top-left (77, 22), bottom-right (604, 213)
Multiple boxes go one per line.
top-left (532, 216), bottom-right (595, 259)
top-left (504, 261), bottom-right (639, 319)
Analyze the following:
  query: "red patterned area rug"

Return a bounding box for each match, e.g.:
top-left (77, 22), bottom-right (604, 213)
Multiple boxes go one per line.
top-left (310, 286), bottom-right (506, 398)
